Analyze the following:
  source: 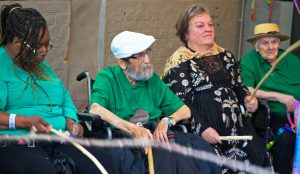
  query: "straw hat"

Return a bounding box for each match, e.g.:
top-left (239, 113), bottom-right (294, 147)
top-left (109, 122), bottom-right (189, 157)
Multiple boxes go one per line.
top-left (246, 23), bottom-right (289, 43)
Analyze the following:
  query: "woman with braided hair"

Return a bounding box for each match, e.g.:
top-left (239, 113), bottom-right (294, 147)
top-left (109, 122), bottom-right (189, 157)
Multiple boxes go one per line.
top-left (0, 3), bottom-right (116, 174)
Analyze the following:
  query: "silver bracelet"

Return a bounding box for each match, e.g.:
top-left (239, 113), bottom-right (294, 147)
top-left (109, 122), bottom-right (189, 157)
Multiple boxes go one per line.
top-left (161, 117), bottom-right (176, 128)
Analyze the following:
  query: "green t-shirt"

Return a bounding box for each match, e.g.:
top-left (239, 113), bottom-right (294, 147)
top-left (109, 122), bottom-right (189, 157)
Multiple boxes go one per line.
top-left (0, 47), bottom-right (78, 135)
top-left (241, 49), bottom-right (300, 116)
top-left (91, 66), bottom-right (184, 125)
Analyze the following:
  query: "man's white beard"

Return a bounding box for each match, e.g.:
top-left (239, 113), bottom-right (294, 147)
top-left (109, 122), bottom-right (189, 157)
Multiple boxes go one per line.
top-left (125, 63), bottom-right (154, 81)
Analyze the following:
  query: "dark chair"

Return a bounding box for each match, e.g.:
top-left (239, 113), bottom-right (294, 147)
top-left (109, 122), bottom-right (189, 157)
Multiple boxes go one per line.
top-left (76, 71), bottom-right (188, 138)
top-left (251, 100), bottom-right (276, 168)
top-left (251, 100), bottom-right (274, 144)
top-left (76, 71), bottom-right (112, 139)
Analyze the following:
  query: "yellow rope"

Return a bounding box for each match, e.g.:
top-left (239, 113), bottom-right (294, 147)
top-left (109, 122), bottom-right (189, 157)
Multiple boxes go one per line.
top-left (50, 128), bottom-right (108, 174)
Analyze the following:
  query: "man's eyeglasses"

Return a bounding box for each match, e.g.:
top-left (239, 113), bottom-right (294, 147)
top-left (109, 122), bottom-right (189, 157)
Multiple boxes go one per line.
top-left (129, 48), bottom-right (152, 62)
top-left (23, 41), bottom-right (54, 54)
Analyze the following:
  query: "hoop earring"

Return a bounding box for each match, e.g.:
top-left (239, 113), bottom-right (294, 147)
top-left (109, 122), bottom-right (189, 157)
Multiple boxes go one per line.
top-left (9, 7), bottom-right (21, 14)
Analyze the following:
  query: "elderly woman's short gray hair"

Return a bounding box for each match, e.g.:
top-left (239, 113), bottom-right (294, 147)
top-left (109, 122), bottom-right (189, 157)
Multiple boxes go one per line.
top-left (176, 4), bottom-right (210, 45)
top-left (253, 37), bottom-right (280, 51)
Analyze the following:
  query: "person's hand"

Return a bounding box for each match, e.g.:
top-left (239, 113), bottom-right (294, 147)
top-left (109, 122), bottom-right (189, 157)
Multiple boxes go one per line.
top-left (130, 125), bottom-right (153, 140)
top-left (201, 127), bottom-right (222, 144)
top-left (66, 118), bottom-right (84, 137)
top-left (244, 95), bottom-right (258, 112)
top-left (276, 93), bottom-right (295, 112)
top-left (16, 116), bottom-right (51, 133)
top-left (129, 125), bottom-right (153, 154)
top-left (153, 120), bottom-right (169, 143)
top-left (130, 125), bottom-right (153, 154)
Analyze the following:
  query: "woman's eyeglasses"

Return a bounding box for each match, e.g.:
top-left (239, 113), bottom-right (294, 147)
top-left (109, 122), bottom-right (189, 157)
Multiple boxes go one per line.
top-left (23, 41), bottom-right (54, 54)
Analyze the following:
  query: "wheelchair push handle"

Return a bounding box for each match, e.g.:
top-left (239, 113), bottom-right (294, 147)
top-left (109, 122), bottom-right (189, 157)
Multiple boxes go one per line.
top-left (76, 71), bottom-right (92, 109)
top-left (76, 71), bottom-right (91, 81)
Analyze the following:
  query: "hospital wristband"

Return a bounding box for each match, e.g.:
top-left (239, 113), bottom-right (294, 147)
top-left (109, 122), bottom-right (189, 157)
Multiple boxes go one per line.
top-left (9, 113), bottom-right (17, 130)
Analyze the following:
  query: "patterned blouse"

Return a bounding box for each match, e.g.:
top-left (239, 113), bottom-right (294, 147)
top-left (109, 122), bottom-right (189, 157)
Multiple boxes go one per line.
top-left (162, 46), bottom-right (268, 170)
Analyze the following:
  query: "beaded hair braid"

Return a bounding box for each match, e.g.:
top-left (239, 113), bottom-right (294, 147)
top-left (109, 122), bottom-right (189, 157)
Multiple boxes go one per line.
top-left (0, 3), bottom-right (52, 111)
top-left (0, 3), bottom-right (47, 78)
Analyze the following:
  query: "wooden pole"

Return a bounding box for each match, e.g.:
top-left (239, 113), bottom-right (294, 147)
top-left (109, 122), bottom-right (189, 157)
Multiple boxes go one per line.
top-left (147, 146), bottom-right (155, 174)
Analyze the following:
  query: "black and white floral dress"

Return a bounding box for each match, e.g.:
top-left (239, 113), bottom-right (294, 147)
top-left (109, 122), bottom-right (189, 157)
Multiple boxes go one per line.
top-left (163, 48), bottom-right (268, 173)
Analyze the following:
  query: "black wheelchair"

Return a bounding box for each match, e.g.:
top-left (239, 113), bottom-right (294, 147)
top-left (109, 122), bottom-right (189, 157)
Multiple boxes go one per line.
top-left (76, 71), bottom-right (189, 139)
top-left (76, 71), bottom-right (112, 139)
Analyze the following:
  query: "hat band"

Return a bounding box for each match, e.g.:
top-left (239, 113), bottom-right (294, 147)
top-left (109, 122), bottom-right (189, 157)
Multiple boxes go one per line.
top-left (266, 31), bottom-right (280, 34)
top-left (252, 32), bottom-right (283, 38)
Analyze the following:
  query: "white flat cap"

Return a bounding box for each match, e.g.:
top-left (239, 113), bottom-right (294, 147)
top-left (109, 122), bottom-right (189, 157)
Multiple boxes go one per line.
top-left (111, 31), bottom-right (156, 59)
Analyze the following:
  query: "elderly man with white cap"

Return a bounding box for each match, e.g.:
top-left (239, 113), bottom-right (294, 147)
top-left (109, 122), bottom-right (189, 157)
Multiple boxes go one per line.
top-left (241, 23), bottom-right (300, 174)
top-left (90, 31), bottom-right (221, 174)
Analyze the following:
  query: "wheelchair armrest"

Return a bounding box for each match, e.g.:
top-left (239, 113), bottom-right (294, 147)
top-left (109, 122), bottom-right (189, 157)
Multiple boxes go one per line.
top-left (171, 119), bottom-right (190, 133)
top-left (77, 112), bottom-right (101, 121)
top-left (172, 124), bottom-right (188, 133)
top-left (77, 112), bottom-right (111, 128)
top-left (77, 112), bottom-right (112, 139)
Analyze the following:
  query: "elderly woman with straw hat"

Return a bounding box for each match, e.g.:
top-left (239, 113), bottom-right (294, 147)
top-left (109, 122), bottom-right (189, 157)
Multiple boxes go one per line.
top-left (241, 23), bottom-right (300, 174)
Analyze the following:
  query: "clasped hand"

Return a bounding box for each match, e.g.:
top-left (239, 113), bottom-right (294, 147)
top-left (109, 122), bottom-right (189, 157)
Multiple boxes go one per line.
top-left (18, 116), bottom-right (83, 137)
top-left (131, 120), bottom-right (169, 143)
top-left (277, 93), bottom-right (295, 112)
top-left (66, 117), bottom-right (84, 137)
top-left (244, 95), bottom-right (258, 112)
top-left (18, 116), bottom-right (50, 133)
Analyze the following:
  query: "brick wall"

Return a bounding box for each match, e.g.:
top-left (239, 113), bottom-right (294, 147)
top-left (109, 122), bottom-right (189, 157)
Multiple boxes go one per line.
top-left (66, 0), bottom-right (102, 110)
top-left (0, 0), bottom-right (243, 110)
top-left (0, 0), bottom-right (296, 110)
top-left (104, 0), bottom-right (242, 74)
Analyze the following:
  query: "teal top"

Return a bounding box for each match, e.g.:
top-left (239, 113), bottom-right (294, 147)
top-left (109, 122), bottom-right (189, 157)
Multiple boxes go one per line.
top-left (0, 47), bottom-right (78, 135)
top-left (91, 66), bottom-right (184, 125)
top-left (241, 49), bottom-right (300, 116)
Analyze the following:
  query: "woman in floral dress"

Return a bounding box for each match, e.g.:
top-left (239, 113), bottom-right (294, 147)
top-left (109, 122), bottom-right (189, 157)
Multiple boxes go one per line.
top-left (162, 3), bottom-right (270, 173)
